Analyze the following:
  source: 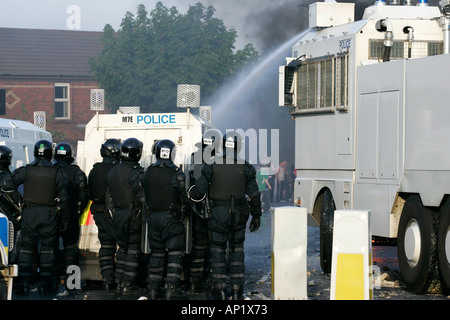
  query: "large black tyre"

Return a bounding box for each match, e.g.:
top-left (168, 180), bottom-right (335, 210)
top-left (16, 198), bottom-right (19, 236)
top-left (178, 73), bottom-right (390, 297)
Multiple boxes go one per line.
top-left (319, 189), bottom-right (335, 274)
top-left (397, 195), bottom-right (439, 294)
top-left (438, 200), bottom-right (450, 292)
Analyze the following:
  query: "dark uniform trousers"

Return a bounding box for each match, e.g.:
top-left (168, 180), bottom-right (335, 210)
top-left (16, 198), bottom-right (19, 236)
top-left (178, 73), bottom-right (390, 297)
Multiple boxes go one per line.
top-left (56, 212), bottom-right (80, 277)
top-left (89, 160), bottom-right (118, 284)
top-left (190, 214), bottom-right (209, 284)
top-left (147, 212), bottom-right (185, 289)
top-left (113, 207), bottom-right (142, 283)
top-left (91, 203), bottom-right (116, 282)
top-left (19, 206), bottom-right (59, 286)
top-left (208, 200), bottom-right (249, 292)
top-left (187, 162), bottom-right (210, 286)
top-left (54, 162), bottom-right (88, 276)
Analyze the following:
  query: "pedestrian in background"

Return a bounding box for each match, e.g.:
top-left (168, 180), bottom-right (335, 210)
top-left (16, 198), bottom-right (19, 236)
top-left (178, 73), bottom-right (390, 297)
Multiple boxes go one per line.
top-left (256, 163), bottom-right (272, 212)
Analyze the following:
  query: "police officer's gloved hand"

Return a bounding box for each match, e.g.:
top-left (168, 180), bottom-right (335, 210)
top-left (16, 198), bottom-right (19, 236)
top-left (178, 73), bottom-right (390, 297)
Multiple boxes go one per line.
top-left (249, 216), bottom-right (261, 232)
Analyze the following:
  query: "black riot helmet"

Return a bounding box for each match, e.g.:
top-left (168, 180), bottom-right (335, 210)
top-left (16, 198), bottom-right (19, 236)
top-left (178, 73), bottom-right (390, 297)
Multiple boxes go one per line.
top-left (155, 139), bottom-right (176, 161)
top-left (34, 139), bottom-right (53, 160)
top-left (151, 140), bottom-right (160, 155)
top-left (0, 145), bottom-right (12, 167)
top-left (201, 128), bottom-right (222, 150)
top-left (120, 137), bottom-right (143, 162)
top-left (101, 138), bottom-right (121, 159)
top-left (54, 142), bottom-right (74, 163)
top-left (198, 128), bottom-right (222, 158)
top-left (223, 131), bottom-right (243, 152)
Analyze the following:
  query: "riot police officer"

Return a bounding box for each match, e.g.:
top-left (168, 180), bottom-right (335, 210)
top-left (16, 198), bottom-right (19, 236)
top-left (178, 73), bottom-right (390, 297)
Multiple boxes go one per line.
top-left (0, 145), bottom-right (14, 185)
top-left (53, 142), bottom-right (88, 292)
top-left (0, 146), bottom-right (21, 266)
top-left (107, 137), bottom-right (146, 295)
top-left (3, 140), bottom-right (69, 295)
top-left (186, 128), bottom-right (222, 293)
top-left (88, 138), bottom-right (121, 290)
top-left (0, 145), bottom-right (21, 227)
top-left (189, 131), bottom-right (262, 300)
top-left (143, 139), bottom-right (189, 300)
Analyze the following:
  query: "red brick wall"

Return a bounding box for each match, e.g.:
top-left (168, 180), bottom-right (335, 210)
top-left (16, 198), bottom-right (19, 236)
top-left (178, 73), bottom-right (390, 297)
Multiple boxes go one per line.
top-left (0, 78), bottom-right (107, 148)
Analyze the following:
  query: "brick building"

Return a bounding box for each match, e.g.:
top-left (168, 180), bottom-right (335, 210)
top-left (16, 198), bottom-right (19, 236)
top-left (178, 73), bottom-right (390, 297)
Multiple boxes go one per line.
top-left (0, 27), bottom-right (105, 148)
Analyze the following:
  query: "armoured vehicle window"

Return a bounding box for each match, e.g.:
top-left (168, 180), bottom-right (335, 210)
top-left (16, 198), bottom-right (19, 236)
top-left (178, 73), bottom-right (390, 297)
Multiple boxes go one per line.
top-left (369, 40), bottom-right (443, 60)
top-left (294, 53), bottom-right (348, 113)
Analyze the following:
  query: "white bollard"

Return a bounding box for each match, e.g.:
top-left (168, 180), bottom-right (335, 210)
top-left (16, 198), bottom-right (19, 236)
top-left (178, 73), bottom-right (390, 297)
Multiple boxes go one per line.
top-left (271, 206), bottom-right (308, 300)
top-left (330, 210), bottom-right (373, 300)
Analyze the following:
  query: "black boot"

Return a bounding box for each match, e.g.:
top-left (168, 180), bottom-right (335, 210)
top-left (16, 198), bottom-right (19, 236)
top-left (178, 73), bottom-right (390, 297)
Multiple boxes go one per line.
top-left (189, 278), bottom-right (207, 293)
top-left (231, 289), bottom-right (243, 300)
top-left (38, 280), bottom-right (57, 295)
top-left (103, 276), bottom-right (116, 291)
top-left (147, 285), bottom-right (163, 300)
top-left (14, 279), bottom-right (30, 296)
top-left (122, 281), bottom-right (147, 296)
top-left (164, 283), bottom-right (184, 300)
top-left (115, 279), bottom-right (123, 294)
top-left (209, 288), bottom-right (226, 300)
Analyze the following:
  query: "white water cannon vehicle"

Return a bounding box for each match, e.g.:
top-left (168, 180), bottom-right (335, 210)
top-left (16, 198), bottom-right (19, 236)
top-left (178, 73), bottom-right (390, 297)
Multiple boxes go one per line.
top-left (76, 85), bottom-right (215, 280)
top-left (279, 0), bottom-right (450, 293)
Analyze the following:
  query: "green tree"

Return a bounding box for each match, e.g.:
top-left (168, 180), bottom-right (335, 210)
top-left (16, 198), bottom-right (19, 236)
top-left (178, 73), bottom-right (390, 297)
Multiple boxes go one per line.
top-left (89, 2), bottom-right (259, 113)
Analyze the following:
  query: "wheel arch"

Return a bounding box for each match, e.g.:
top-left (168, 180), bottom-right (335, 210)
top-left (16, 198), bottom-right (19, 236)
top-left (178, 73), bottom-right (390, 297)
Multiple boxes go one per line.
top-left (392, 192), bottom-right (445, 238)
top-left (312, 184), bottom-right (336, 226)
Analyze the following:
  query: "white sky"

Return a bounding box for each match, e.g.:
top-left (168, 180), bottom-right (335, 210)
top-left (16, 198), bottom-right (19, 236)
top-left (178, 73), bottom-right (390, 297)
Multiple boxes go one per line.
top-left (0, 0), bottom-right (293, 50)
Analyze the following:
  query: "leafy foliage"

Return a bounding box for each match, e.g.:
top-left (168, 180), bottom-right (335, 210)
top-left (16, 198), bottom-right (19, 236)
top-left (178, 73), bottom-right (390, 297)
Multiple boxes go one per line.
top-left (89, 2), bottom-right (259, 113)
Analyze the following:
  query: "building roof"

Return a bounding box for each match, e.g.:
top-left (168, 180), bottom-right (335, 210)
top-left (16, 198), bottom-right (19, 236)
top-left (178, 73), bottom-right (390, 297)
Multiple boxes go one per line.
top-left (0, 28), bottom-right (104, 77)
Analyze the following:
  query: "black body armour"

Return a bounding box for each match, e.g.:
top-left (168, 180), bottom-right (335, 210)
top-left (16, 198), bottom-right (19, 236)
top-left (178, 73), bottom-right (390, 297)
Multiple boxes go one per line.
top-left (144, 166), bottom-right (181, 212)
top-left (108, 163), bottom-right (135, 209)
top-left (89, 162), bottom-right (114, 203)
top-left (209, 163), bottom-right (246, 201)
top-left (23, 165), bottom-right (57, 206)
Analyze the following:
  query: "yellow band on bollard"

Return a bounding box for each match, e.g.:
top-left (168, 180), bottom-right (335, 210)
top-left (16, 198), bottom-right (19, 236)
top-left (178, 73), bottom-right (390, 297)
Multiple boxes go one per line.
top-left (335, 253), bottom-right (365, 299)
top-left (331, 210), bottom-right (372, 300)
